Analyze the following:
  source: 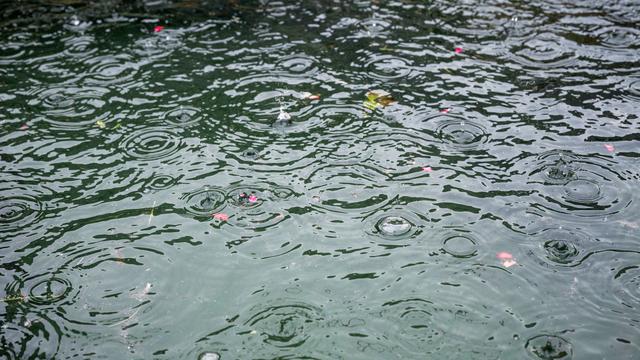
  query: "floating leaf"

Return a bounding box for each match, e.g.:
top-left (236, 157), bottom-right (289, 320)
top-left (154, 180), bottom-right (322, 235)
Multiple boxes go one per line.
top-left (364, 89), bottom-right (396, 110)
top-left (95, 120), bottom-right (106, 129)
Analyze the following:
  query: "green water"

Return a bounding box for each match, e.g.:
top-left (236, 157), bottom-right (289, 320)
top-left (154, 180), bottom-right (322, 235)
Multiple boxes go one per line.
top-left (0, 0), bottom-right (639, 359)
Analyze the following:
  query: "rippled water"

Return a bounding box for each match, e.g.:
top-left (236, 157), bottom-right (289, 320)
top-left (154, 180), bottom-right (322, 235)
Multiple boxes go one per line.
top-left (1, 0), bottom-right (639, 358)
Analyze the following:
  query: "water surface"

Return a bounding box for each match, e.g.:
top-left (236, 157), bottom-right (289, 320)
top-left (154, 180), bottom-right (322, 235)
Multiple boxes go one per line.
top-left (0, 0), bottom-right (639, 359)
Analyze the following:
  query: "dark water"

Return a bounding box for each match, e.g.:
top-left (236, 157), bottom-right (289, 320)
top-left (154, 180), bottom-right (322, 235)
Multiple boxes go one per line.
top-left (1, 0), bottom-right (639, 359)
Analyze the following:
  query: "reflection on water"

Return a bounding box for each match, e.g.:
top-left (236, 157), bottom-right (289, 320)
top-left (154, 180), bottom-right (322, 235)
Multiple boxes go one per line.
top-left (1, 0), bottom-right (639, 358)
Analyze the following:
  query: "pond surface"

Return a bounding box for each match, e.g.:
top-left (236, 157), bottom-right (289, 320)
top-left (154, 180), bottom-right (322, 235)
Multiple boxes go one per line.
top-left (1, 0), bottom-right (639, 359)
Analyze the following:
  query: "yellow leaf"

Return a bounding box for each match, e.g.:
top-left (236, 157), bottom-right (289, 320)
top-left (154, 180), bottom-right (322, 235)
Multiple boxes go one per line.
top-left (365, 89), bottom-right (396, 109)
top-left (95, 120), bottom-right (106, 129)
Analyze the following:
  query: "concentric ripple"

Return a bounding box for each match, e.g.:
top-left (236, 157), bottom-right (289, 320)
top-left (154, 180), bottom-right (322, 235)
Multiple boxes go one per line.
top-left (146, 174), bottom-right (177, 191)
top-left (366, 211), bottom-right (421, 241)
top-left (563, 179), bottom-right (602, 205)
top-left (440, 230), bottom-right (479, 258)
top-left (380, 298), bottom-right (443, 344)
top-left (613, 264), bottom-right (640, 309)
top-left (301, 104), bottom-right (367, 135)
top-left (622, 77), bottom-right (640, 102)
top-left (120, 128), bottom-right (182, 161)
top-left (133, 33), bottom-right (183, 57)
top-left (28, 277), bottom-right (72, 305)
top-left (358, 17), bottom-right (391, 36)
top-left (275, 54), bottom-right (318, 76)
top-left (31, 86), bottom-right (108, 129)
top-left (530, 228), bottom-right (591, 268)
top-left (595, 26), bottom-right (640, 48)
top-left (164, 106), bottom-right (202, 126)
top-left (181, 187), bottom-right (227, 217)
top-left (84, 54), bottom-right (138, 85)
top-left (506, 32), bottom-right (577, 69)
top-left (243, 301), bottom-right (323, 348)
top-left (525, 334), bottom-right (573, 359)
top-left (362, 54), bottom-right (412, 81)
top-left (436, 117), bottom-right (489, 152)
top-left (0, 192), bottom-right (44, 232)
top-left (530, 150), bottom-right (578, 185)
top-left (63, 35), bottom-right (97, 58)
top-left (317, 134), bottom-right (374, 165)
top-left (528, 152), bottom-right (631, 219)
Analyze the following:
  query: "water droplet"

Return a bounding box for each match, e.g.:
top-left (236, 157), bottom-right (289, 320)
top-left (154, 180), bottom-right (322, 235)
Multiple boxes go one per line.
top-left (525, 335), bottom-right (573, 359)
top-left (376, 216), bottom-right (412, 237)
top-left (442, 233), bottom-right (478, 258)
top-left (198, 352), bottom-right (220, 360)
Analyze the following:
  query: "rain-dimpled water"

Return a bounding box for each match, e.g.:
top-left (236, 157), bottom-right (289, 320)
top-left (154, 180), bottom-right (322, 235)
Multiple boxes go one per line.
top-left (0, 0), bottom-right (639, 359)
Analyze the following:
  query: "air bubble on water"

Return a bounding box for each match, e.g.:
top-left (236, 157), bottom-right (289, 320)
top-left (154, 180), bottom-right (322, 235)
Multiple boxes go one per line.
top-left (70, 15), bottom-right (80, 27)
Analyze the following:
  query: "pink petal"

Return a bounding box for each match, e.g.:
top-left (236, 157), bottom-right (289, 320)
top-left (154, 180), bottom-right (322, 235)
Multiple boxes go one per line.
top-left (604, 144), bottom-right (615, 152)
top-left (440, 108), bottom-right (451, 114)
top-left (502, 259), bottom-right (517, 268)
top-left (248, 195), bottom-right (258, 203)
top-left (496, 251), bottom-right (513, 260)
top-left (19, 124), bottom-right (28, 130)
top-left (422, 166), bottom-right (433, 172)
top-left (212, 213), bottom-right (229, 221)
top-left (308, 95), bottom-right (320, 100)
top-left (454, 47), bottom-right (463, 54)
top-left (154, 25), bottom-right (165, 33)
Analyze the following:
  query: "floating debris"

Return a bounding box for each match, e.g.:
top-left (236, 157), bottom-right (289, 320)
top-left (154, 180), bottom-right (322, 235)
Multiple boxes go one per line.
top-left (364, 89), bottom-right (396, 110)
top-left (148, 200), bottom-right (156, 225)
top-left (212, 213), bottom-right (229, 221)
top-left (238, 192), bottom-right (258, 206)
top-left (131, 282), bottom-right (152, 301)
top-left (301, 92), bottom-right (321, 100)
top-left (277, 109), bottom-right (291, 122)
top-left (497, 251), bottom-right (517, 267)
